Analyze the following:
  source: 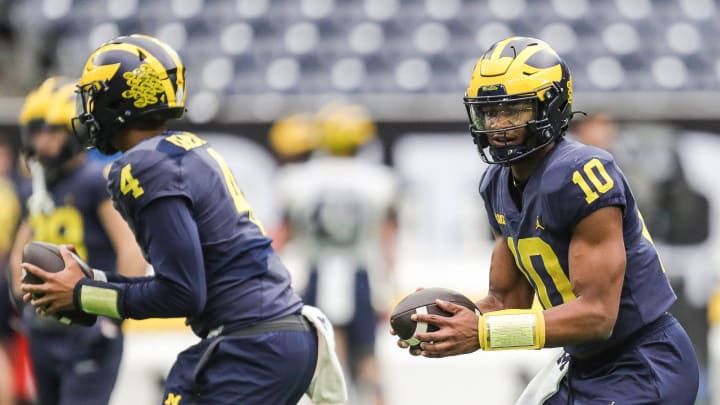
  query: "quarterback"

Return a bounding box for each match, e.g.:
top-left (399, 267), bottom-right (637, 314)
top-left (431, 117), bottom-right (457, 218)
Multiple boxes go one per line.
top-left (396, 37), bottom-right (699, 404)
top-left (20, 35), bottom-right (336, 404)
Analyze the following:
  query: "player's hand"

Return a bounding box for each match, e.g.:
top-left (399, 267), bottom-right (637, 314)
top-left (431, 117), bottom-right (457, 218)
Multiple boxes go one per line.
top-left (391, 286), bottom-right (425, 356)
top-left (390, 326), bottom-right (423, 356)
top-left (411, 299), bottom-right (481, 358)
top-left (21, 246), bottom-right (86, 315)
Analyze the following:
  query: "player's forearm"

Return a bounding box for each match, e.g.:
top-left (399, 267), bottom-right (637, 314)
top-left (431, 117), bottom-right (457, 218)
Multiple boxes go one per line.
top-left (75, 197), bottom-right (207, 319)
top-left (541, 296), bottom-right (617, 347)
top-left (74, 275), bottom-right (204, 319)
top-left (481, 235), bottom-right (535, 312)
top-left (476, 294), bottom-right (506, 313)
top-left (75, 254), bottom-right (204, 320)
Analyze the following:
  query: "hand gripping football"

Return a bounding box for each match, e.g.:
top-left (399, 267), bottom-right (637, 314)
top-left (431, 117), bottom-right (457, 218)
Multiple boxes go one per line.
top-left (390, 287), bottom-right (480, 347)
top-left (22, 241), bottom-right (97, 326)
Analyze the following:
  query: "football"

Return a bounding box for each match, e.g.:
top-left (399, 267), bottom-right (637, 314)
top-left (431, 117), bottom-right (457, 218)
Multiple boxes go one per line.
top-left (390, 287), bottom-right (480, 347)
top-left (22, 241), bottom-right (97, 326)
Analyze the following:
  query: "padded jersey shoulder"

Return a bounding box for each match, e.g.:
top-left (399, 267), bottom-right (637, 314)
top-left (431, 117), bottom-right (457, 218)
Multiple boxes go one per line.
top-left (107, 134), bottom-right (193, 216)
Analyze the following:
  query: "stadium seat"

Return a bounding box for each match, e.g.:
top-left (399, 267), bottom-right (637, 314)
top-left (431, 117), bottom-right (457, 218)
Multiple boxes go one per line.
top-left (14, 0), bottom-right (720, 95)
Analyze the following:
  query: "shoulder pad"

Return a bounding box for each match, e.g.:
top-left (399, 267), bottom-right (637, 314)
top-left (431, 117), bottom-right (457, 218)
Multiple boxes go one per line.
top-left (108, 146), bottom-right (190, 216)
top-left (479, 164), bottom-right (502, 195)
top-left (540, 141), bottom-right (614, 195)
top-left (540, 141), bottom-right (626, 229)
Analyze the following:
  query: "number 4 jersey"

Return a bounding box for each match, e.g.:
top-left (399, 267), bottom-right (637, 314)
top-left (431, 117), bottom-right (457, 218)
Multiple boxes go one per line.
top-left (479, 137), bottom-right (676, 356)
top-left (106, 131), bottom-right (302, 337)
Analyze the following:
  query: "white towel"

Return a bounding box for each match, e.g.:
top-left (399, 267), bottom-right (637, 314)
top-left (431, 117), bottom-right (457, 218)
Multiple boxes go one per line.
top-left (27, 160), bottom-right (55, 216)
top-left (515, 350), bottom-right (569, 405)
top-left (301, 305), bottom-right (349, 404)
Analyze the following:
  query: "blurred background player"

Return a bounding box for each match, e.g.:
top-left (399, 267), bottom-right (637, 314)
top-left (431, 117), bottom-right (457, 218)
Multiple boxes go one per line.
top-left (10, 76), bottom-right (147, 405)
top-left (268, 112), bottom-right (319, 166)
top-left (274, 102), bottom-right (399, 405)
top-left (268, 111), bottom-right (320, 282)
top-left (0, 135), bottom-right (21, 405)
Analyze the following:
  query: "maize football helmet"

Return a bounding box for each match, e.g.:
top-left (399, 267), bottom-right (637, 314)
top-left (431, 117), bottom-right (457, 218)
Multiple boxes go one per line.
top-left (269, 113), bottom-right (319, 160)
top-left (18, 76), bottom-right (74, 157)
top-left (19, 77), bottom-right (86, 179)
top-left (317, 101), bottom-right (376, 156)
top-left (73, 34), bottom-right (186, 154)
top-left (463, 36), bottom-right (574, 165)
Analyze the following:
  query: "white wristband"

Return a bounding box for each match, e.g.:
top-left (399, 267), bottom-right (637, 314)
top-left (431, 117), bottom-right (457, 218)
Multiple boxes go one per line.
top-left (92, 269), bottom-right (108, 282)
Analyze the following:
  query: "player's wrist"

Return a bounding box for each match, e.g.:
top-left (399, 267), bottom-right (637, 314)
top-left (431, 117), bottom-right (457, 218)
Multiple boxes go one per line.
top-left (92, 269), bottom-right (107, 282)
top-left (74, 278), bottom-right (123, 319)
top-left (478, 309), bottom-right (546, 351)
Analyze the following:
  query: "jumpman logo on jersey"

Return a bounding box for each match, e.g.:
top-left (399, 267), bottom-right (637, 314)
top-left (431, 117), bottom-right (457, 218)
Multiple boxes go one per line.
top-left (535, 216), bottom-right (545, 231)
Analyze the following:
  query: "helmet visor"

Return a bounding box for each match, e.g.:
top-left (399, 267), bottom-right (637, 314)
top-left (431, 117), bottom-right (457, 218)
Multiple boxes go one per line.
top-left (465, 98), bottom-right (537, 131)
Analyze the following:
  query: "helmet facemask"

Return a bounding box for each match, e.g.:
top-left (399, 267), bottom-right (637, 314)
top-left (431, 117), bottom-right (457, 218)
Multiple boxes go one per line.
top-left (464, 82), bottom-right (570, 166)
top-left (463, 37), bottom-right (574, 166)
top-left (72, 80), bottom-right (119, 155)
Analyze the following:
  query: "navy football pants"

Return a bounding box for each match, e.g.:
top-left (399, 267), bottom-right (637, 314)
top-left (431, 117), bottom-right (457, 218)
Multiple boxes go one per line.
top-left (163, 328), bottom-right (317, 404)
top-left (545, 313), bottom-right (699, 405)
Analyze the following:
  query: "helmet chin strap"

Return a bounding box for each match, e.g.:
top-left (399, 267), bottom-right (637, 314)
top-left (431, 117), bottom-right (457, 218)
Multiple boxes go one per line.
top-left (88, 119), bottom-right (119, 155)
top-left (474, 118), bottom-right (559, 165)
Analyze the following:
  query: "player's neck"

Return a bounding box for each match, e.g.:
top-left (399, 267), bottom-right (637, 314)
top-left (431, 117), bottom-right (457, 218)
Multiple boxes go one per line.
top-left (510, 142), bottom-right (556, 181)
top-left (114, 128), bottom-right (166, 152)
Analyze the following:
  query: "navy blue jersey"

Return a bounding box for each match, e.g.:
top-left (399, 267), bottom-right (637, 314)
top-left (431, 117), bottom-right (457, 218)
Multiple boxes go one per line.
top-left (479, 138), bottom-right (676, 356)
top-left (106, 131), bottom-right (302, 337)
top-left (21, 161), bottom-right (116, 272)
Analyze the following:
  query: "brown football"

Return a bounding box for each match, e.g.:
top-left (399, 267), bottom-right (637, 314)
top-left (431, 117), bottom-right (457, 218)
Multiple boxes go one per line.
top-left (390, 287), bottom-right (480, 347)
top-left (22, 241), bottom-right (97, 326)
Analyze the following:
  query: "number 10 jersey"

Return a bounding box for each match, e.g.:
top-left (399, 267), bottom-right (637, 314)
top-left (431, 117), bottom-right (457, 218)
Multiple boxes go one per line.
top-left (479, 137), bottom-right (676, 356)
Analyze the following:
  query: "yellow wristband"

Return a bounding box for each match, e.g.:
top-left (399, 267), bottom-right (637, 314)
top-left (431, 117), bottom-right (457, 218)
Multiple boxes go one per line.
top-left (80, 284), bottom-right (121, 319)
top-left (478, 309), bottom-right (545, 351)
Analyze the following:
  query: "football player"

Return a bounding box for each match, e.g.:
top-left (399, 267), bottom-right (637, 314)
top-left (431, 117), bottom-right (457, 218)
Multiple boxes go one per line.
top-left (394, 37), bottom-right (699, 404)
top-left (10, 76), bottom-right (148, 405)
top-left (274, 102), bottom-right (398, 405)
top-left (21, 35), bottom-right (337, 404)
top-left (0, 136), bottom-right (20, 405)
top-left (268, 112), bottom-right (319, 165)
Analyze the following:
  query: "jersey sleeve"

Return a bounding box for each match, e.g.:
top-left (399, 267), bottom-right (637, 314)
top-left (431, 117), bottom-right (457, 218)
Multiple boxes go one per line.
top-left (74, 196), bottom-right (206, 319)
top-left (542, 153), bottom-right (628, 230)
top-left (479, 166), bottom-right (502, 235)
top-left (107, 148), bottom-right (192, 220)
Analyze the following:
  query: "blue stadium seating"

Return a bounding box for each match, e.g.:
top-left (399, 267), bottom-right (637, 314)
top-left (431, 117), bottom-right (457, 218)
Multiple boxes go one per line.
top-left (9, 0), bottom-right (719, 100)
